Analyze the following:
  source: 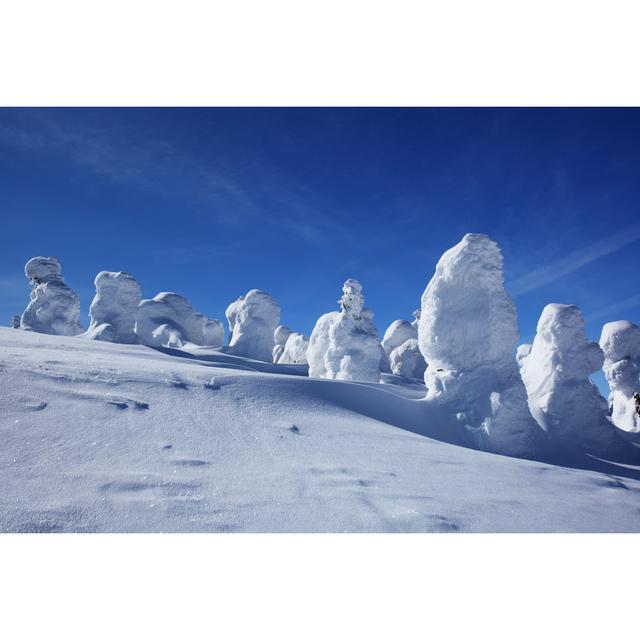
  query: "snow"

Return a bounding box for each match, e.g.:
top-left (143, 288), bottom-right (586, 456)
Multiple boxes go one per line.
top-left (520, 304), bottom-right (620, 452)
top-left (278, 332), bottom-right (309, 364)
top-left (418, 234), bottom-right (544, 457)
top-left (19, 256), bottom-right (84, 336)
top-left (600, 320), bottom-right (640, 433)
top-left (272, 325), bottom-right (293, 363)
top-left (136, 292), bottom-right (224, 349)
top-left (389, 339), bottom-right (426, 379)
top-left (84, 271), bottom-right (141, 344)
top-left (516, 343), bottom-right (531, 366)
top-left (2, 326), bottom-right (640, 533)
top-left (381, 319), bottom-right (417, 356)
top-left (307, 279), bottom-right (383, 383)
top-left (226, 289), bottom-right (281, 362)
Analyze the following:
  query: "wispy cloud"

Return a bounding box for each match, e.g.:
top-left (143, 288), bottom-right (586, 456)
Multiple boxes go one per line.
top-left (585, 292), bottom-right (640, 323)
top-left (511, 223), bottom-right (640, 296)
top-left (0, 109), bottom-right (351, 249)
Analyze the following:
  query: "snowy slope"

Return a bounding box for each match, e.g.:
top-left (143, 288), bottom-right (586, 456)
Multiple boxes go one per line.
top-left (1, 327), bottom-right (640, 533)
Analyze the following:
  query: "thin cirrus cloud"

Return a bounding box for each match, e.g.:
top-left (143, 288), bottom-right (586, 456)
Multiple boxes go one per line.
top-left (511, 223), bottom-right (640, 296)
top-left (585, 292), bottom-right (640, 323)
top-left (0, 111), bottom-right (349, 249)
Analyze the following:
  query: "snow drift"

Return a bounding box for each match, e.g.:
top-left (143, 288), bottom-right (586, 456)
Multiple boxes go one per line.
top-left (418, 234), bottom-right (543, 457)
top-left (136, 292), bottom-right (224, 349)
top-left (600, 320), bottom-right (640, 433)
top-left (308, 279), bottom-right (383, 383)
top-left (84, 271), bottom-right (141, 343)
top-left (226, 290), bottom-right (281, 362)
top-left (520, 304), bottom-right (618, 451)
top-left (19, 256), bottom-right (84, 336)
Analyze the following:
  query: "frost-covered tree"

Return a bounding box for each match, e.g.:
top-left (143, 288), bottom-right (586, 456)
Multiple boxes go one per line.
top-left (516, 343), bottom-right (531, 367)
top-left (418, 234), bottom-right (543, 457)
top-left (520, 304), bottom-right (618, 451)
top-left (226, 289), bottom-right (281, 362)
top-left (20, 257), bottom-right (84, 336)
top-left (381, 319), bottom-right (417, 357)
top-left (600, 320), bottom-right (640, 433)
top-left (84, 271), bottom-right (141, 343)
top-left (308, 278), bottom-right (382, 383)
top-left (279, 332), bottom-right (310, 365)
top-left (389, 339), bottom-right (426, 379)
top-left (136, 292), bottom-right (224, 348)
top-left (272, 325), bottom-right (293, 363)
top-left (10, 315), bottom-right (20, 329)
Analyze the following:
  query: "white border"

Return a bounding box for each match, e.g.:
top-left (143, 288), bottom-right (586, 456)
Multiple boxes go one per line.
top-left (1, 534), bottom-right (638, 638)
top-left (1, 1), bottom-right (639, 106)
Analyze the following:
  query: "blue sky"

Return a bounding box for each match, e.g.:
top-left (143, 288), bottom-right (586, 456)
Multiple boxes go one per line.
top-left (1, 107), bottom-right (639, 391)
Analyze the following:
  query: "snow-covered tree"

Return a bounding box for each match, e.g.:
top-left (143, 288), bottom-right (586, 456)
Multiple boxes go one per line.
top-left (520, 304), bottom-right (618, 451)
top-left (418, 234), bottom-right (543, 457)
top-left (10, 315), bottom-right (20, 329)
top-left (279, 332), bottom-right (309, 365)
top-left (136, 292), bottom-right (224, 348)
top-left (516, 343), bottom-right (531, 367)
top-left (226, 289), bottom-right (281, 362)
top-left (84, 271), bottom-right (141, 343)
top-left (600, 320), bottom-right (640, 433)
top-left (381, 319), bottom-right (417, 357)
top-left (272, 325), bottom-right (293, 363)
top-left (20, 256), bottom-right (84, 336)
top-left (308, 278), bottom-right (382, 383)
top-left (389, 339), bottom-right (426, 378)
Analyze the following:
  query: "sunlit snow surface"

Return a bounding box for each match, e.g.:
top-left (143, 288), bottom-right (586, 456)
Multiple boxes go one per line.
top-left (1, 327), bottom-right (640, 533)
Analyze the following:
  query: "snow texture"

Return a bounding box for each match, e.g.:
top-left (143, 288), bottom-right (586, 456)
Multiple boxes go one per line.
top-left (279, 332), bottom-right (310, 365)
top-left (2, 326), bottom-right (640, 533)
top-left (520, 304), bottom-right (618, 451)
top-left (389, 339), bottom-right (426, 379)
top-left (84, 271), bottom-right (141, 344)
top-left (227, 289), bottom-right (281, 362)
top-left (411, 309), bottom-right (421, 328)
top-left (381, 319), bottom-right (418, 357)
top-left (136, 292), bottom-right (224, 349)
top-left (516, 343), bottom-right (532, 367)
top-left (20, 256), bottom-right (84, 336)
top-left (308, 279), bottom-right (382, 383)
top-left (272, 325), bottom-right (293, 363)
top-left (600, 320), bottom-right (640, 433)
top-left (418, 234), bottom-right (543, 457)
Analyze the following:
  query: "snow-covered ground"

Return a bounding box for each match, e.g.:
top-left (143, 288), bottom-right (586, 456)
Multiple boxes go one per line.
top-left (2, 326), bottom-right (640, 533)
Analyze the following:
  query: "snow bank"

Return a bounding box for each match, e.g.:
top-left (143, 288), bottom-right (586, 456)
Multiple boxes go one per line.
top-left (381, 319), bottom-right (417, 356)
top-left (227, 289), bottom-right (281, 362)
top-left (84, 271), bottom-right (141, 343)
top-left (600, 320), bottom-right (640, 433)
top-left (418, 234), bottom-right (543, 457)
top-left (136, 292), bottom-right (224, 348)
top-left (20, 256), bottom-right (84, 336)
top-left (308, 278), bottom-right (382, 383)
top-left (521, 304), bottom-right (617, 450)
top-left (279, 332), bottom-right (309, 365)
top-left (272, 325), bottom-right (293, 363)
top-left (389, 339), bottom-right (426, 379)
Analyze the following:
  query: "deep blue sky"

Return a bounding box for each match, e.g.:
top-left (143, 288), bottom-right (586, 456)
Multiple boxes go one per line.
top-left (1, 108), bottom-right (639, 391)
